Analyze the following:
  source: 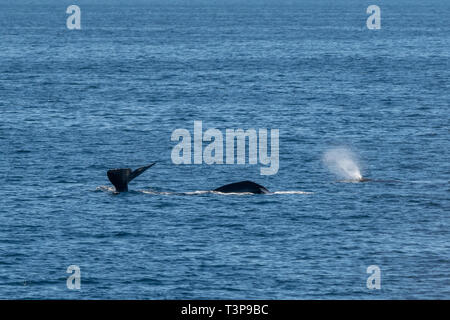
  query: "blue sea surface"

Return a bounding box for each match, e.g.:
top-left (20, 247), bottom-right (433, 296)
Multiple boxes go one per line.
top-left (0, 0), bottom-right (449, 299)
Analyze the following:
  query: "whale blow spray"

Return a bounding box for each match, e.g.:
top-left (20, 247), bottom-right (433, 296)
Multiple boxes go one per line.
top-left (323, 147), bottom-right (363, 181)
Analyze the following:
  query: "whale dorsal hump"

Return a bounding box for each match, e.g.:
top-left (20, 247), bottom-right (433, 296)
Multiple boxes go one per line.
top-left (213, 180), bottom-right (270, 194)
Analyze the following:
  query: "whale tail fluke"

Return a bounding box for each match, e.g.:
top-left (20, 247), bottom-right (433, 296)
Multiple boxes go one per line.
top-left (107, 168), bottom-right (131, 192)
top-left (128, 163), bottom-right (156, 182)
top-left (107, 163), bottom-right (156, 192)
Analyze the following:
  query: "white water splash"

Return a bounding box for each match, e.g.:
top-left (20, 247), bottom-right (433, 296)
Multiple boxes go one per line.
top-left (323, 147), bottom-right (363, 181)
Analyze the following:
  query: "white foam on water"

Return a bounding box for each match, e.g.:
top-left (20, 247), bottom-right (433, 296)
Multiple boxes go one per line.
top-left (323, 147), bottom-right (363, 181)
top-left (100, 188), bottom-right (313, 196)
top-left (141, 190), bottom-right (176, 195)
top-left (211, 191), bottom-right (255, 195)
top-left (272, 191), bottom-right (314, 195)
top-left (140, 190), bottom-right (211, 195)
top-left (184, 190), bottom-right (211, 195)
top-left (96, 185), bottom-right (116, 192)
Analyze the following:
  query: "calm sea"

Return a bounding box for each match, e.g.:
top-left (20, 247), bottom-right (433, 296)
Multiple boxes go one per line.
top-left (0, 0), bottom-right (449, 299)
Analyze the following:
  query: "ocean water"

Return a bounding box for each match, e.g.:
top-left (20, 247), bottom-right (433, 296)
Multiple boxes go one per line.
top-left (0, 0), bottom-right (449, 299)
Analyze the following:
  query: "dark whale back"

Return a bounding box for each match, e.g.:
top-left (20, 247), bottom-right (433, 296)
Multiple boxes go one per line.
top-left (213, 181), bottom-right (270, 194)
